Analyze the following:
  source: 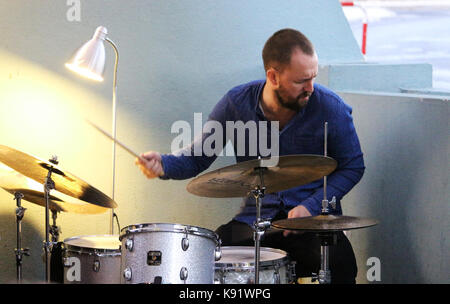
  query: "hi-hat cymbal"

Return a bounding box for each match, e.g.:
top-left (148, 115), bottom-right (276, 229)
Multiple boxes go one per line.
top-left (271, 214), bottom-right (378, 232)
top-left (0, 145), bottom-right (116, 209)
top-left (186, 155), bottom-right (337, 198)
top-left (0, 170), bottom-right (109, 214)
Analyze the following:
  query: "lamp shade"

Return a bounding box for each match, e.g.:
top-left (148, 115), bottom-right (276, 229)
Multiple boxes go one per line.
top-left (65, 26), bottom-right (108, 81)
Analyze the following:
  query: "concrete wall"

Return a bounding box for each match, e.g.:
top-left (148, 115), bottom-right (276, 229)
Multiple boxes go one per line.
top-left (319, 54), bottom-right (449, 283)
top-left (318, 63), bottom-right (433, 93)
top-left (338, 91), bottom-right (449, 283)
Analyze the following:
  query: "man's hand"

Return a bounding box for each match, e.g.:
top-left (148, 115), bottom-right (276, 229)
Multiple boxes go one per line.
top-left (287, 204), bottom-right (312, 218)
top-left (283, 205), bottom-right (312, 237)
top-left (135, 151), bottom-right (165, 179)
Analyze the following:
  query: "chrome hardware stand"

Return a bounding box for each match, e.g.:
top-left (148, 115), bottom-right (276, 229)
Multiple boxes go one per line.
top-left (311, 195), bottom-right (336, 284)
top-left (50, 210), bottom-right (60, 243)
top-left (14, 192), bottom-right (29, 283)
top-left (312, 232), bottom-right (337, 284)
top-left (252, 165), bottom-right (270, 284)
top-left (43, 156), bottom-right (58, 283)
top-left (312, 121), bottom-right (337, 284)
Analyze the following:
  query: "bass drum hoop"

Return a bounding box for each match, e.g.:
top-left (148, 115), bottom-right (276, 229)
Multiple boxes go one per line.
top-left (119, 222), bottom-right (219, 244)
top-left (214, 246), bottom-right (289, 270)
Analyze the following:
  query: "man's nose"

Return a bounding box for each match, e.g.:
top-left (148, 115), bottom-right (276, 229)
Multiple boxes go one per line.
top-left (305, 80), bottom-right (314, 92)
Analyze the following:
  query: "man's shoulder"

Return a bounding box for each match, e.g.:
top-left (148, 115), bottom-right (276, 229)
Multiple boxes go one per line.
top-left (210, 80), bottom-right (264, 119)
top-left (226, 79), bottom-right (265, 103)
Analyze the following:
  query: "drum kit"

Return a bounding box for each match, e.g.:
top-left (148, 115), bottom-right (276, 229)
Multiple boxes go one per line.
top-left (0, 123), bottom-right (378, 284)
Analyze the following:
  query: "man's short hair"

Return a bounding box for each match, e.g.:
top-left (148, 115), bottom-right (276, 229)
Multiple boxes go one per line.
top-left (262, 28), bottom-right (315, 71)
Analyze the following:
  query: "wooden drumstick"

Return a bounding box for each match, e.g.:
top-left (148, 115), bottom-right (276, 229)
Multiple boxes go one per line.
top-left (86, 119), bottom-right (146, 162)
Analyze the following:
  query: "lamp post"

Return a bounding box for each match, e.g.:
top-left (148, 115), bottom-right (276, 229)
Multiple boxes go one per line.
top-left (66, 26), bottom-right (118, 234)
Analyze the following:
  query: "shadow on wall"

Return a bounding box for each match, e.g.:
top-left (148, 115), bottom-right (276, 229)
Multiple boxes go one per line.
top-left (0, 211), bottom-right (45, 283)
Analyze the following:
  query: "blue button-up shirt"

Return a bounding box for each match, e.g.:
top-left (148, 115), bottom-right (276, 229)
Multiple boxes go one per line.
top-left (161, 80), bottom-right (365, 226)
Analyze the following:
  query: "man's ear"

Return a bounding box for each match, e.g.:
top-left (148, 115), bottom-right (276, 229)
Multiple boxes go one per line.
top-left (266, 67), bottom-right (280, 88)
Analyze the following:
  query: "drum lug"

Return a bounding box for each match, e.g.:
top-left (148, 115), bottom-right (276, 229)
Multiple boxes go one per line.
top-left (273, 271), bottom-right (280, 284)
top-left (123, 266), bottom-right (132, 281)
top-left (180, 267), bottom-right (188, 282)
top-left (125, 238), bottom-right (134, 252)
top-left (181, 228), bottom-right (190, 251)
top-left (93, 259), bottom-right (100, 272)
top-left (62, 257), bottom-right (71, 267)
top-left (181, 237), bottom-right (189, 251)
top-left (214, 246), bottom-right (222, 261)
top-left (273, 263), bottom-right (280, 284)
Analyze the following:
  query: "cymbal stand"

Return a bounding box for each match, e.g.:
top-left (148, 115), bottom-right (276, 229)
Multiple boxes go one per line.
top-left (252, 166), bottom-right (270, 284)
top-left (312, 195), bottom-right (336, 284)
top-left (312, 121), bottom-right (337, 284)
top-left (321, 122), bottom-right (336, 216)
top-left (312, 232), bottom-right (337, 284)
top-left (43, 156), bottom-right (58, 283)
top-left (14, 191), bottom-right (29, 283)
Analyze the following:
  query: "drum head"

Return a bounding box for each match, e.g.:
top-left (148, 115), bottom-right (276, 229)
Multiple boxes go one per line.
top-left (64, 235), bottom-right (120, 250)
top-left (216, 246), bottom-right (288, 267)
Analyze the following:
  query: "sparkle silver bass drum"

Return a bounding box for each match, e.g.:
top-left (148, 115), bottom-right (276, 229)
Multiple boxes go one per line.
top-left (120, 223), bottom-right (221, 284)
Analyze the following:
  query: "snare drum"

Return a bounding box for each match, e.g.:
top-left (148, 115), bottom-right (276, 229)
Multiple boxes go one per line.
top-left (214, 246), bottom-right (296, 284)
top-left (120, 223), bottom-right (221, 284)
top-left (62, 235), bottom-right (121, 284)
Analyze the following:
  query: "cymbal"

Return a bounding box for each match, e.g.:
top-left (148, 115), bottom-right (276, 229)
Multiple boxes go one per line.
top-left (0, 145), bottom-right (117, 209)
top-left (271, 214), bottom-right (378, 232)
top-left (0, 170), bottom-right (109, 214)
top-left (186, 155), bottom-right (337, 198)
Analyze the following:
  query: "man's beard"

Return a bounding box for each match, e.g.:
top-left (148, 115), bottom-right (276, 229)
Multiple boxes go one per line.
top-left (275, 89), bottom-right (311, 113)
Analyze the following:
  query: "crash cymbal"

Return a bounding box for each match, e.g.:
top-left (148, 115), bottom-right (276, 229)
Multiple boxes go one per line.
top-left (186, 155), bottom-right (337, 198)
top-left (0, 145), bottom-right (117, 209)
top-left (0, 170), bottom-right (109, 214)
top-left (271, 214), bottom-right (378, 232)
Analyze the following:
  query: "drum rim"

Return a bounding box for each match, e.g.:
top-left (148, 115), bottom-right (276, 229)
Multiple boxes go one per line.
top-left (214, 246), bottom-right (289, 268)
top-left (63, 234), bottom-right (121, 255)
top-left (119, 222), bottom-right (219, 244)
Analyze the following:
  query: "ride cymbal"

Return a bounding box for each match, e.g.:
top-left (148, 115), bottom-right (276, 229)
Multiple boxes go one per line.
top-left (186, 155), bottom-right (337, 198)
